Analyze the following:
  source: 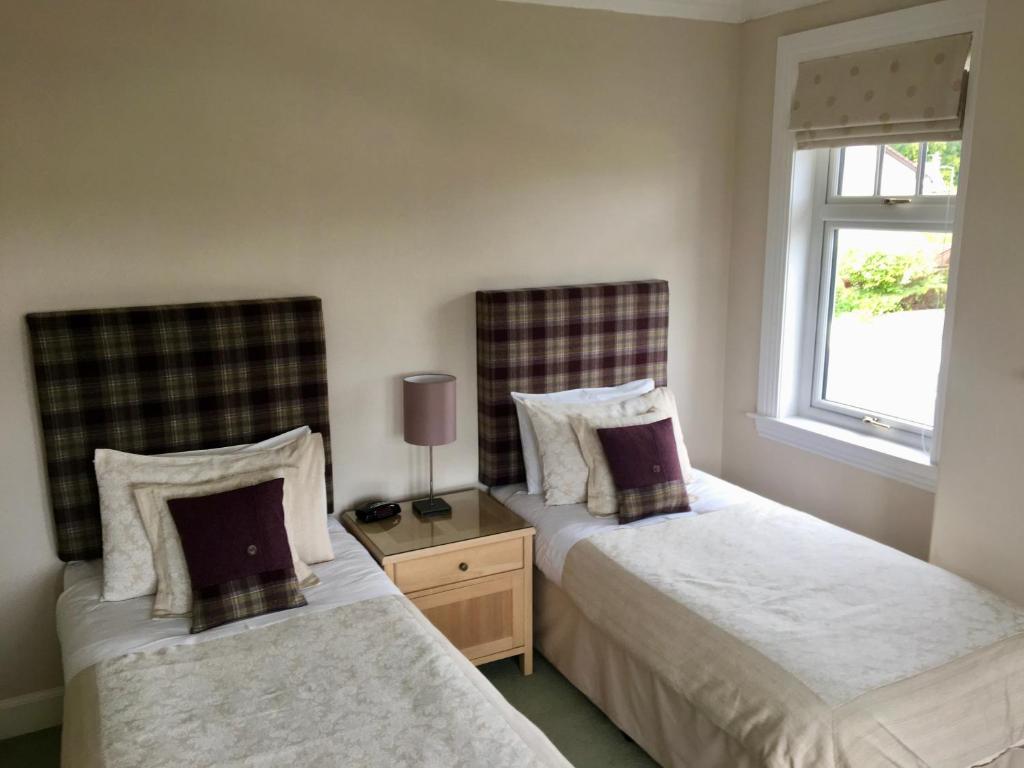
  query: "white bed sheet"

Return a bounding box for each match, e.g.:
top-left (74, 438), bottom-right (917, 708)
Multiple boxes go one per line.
top-left (57, 515), bottom-right (400, 683)
top-left (491, 468), bottom-right (757, 585)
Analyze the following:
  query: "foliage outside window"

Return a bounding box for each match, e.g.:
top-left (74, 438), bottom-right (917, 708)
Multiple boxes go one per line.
top-left (834, 235), bottom-right (950, 317)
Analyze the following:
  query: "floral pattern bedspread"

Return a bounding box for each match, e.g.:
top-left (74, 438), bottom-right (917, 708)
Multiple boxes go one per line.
top-left (67, 595), bottom-right (568, 768)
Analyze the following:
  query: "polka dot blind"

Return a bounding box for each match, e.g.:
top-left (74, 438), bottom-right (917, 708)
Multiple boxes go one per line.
top-left (789, 33), bottom-right (972, 149)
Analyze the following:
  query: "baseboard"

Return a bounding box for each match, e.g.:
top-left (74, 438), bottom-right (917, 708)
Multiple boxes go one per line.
top-left (0, 687), bottom-right (63, 741)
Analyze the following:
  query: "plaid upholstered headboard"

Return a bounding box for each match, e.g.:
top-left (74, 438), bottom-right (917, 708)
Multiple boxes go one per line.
top-left (476, 280), bottom-right (669, 487)
top-left (27, 297), bottom-right (332, 562)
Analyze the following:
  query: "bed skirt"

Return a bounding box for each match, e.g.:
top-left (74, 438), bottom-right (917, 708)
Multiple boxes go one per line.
top-left (535, 566), bottom-right (760, 767)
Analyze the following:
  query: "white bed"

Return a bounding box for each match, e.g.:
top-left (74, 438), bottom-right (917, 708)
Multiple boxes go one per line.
top-left (475, 280), bottom-right (1024, 767)
top-left (30, 297), bottom-right (572, 767)
top-left (58, 517), bottom-right (570, 768)
top-left (493, 471), bottom-right (1024, 768)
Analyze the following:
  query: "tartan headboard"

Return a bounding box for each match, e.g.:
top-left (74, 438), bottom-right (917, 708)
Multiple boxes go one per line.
top-left (27, 296), bottom-right (332, 562)
top-left (476, 280), bottom-right (669, 487)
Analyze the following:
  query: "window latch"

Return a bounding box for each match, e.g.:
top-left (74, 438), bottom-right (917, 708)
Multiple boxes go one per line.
top-left (862, 415), bottom-right (891, 430)
top-left (882, 197), bottom-right (912, 205)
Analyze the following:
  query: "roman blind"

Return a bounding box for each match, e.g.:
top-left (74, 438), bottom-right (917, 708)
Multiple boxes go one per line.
top-left (789, 33), bottom-right (972, 149)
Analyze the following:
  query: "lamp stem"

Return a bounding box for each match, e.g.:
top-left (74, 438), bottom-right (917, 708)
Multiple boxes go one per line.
top-left (429, 445), bottom-right (434, 502)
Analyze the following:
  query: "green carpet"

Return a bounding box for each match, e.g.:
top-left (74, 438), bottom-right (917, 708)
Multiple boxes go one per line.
top-left (0, 655), bottom-right (656, 767)
top-left (481, 655), bottom-right (658, 767)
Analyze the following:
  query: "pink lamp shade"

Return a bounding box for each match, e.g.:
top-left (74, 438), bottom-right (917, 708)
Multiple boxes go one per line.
top-left (403, 374), bottom-right (456, 447)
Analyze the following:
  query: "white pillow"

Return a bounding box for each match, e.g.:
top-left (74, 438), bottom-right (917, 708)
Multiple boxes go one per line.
top-left (570, 389), bottom-right (694, 517)
top-left (158, 429), bottom-right (333, 571)
top-left (156, 426), bottom-right (311, 457)
top-left (133, 468), bottom-right (319, 618)
top-left (524, 387), bottom-right (693, 506)
top-left (95, 431), bottom-right (333, 602)
top-left (511, 379), bottom-right (654, 494)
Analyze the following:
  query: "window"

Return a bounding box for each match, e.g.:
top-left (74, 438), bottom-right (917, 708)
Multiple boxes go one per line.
top-left (756, 0), bottom-right (985, 491)
top-left (835, 142), bottom-right (961, 199)
top-left (806, 142), bottom-right (959, 444)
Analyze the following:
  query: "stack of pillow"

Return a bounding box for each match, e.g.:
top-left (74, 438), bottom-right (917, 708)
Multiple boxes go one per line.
top-left (512, 381), bottom-right (693, 523)
top-left (93, 427), bottom-right (333, 633)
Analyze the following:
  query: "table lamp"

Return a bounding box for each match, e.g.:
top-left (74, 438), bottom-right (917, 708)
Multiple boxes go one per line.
top-left (403, 373), bottom-right (456, 515)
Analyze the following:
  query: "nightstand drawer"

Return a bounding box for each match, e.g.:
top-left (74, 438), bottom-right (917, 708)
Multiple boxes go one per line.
top-left (392, 537), bottom-right (523, 593)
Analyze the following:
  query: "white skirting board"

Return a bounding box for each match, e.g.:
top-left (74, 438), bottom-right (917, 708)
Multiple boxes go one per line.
top-left (0, 687), bottom-right (63, 741)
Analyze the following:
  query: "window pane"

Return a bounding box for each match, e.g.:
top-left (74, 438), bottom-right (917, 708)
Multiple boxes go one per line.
top-left (879, 143), bottom-right (920, 197)
top-left (922, 141), bottom-right (961, 195)
top-left (823, 228), bottom-right (952, 427)
top-left (837, 145), bottom-right (877, 196)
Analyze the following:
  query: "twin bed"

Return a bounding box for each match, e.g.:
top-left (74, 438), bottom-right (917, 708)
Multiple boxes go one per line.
top-left (476, 281), bottom-right (1024, 768)
top-left (29, 298), bottom-right (568, 768)
top-left (30, 284), bottom-right (1024, 767)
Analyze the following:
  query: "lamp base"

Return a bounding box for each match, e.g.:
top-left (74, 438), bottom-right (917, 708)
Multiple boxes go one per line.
top-left (412, 496), bottom-right (452, 516)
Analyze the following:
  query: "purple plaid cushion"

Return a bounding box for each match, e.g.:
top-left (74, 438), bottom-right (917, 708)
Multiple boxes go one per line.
top-left (597, 417), bottom-right (691, 524)
top-left (169, 478), bottom-right (307, 633)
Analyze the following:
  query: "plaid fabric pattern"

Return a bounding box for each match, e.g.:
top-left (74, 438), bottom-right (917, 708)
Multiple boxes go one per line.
top-left (617, 480), bottom-right (691, 524)
top-left (189, 568), bottom-right (307, 634)
top-left (26, 297), bottom-right (332, 561)
top-left (476, 280), bottom-right (669, 487)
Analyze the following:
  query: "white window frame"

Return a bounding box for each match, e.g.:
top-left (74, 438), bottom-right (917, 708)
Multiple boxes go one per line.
top-left (755, 0), bottom-right (986, 492)
top-left (798, 146), bottom-right (958, 447)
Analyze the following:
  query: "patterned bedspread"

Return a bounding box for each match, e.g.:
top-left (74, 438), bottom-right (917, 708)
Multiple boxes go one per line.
top-left (562, 499), bottom-right (1024, 768)
top-left (62, 595), bottom-right (569, 768)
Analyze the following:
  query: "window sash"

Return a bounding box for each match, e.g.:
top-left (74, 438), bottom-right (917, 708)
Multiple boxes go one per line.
top-left (798, 148), bottom-right (955, 445)
top-left (828, 143), bottom-right (959, 203)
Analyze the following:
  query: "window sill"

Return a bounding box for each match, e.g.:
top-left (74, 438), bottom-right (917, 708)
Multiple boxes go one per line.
top-left (752, 415), bottom-right (937, 492)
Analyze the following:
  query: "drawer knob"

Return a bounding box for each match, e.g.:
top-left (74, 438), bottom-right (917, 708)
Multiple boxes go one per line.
top-left (458, 562), bottom-right (469, 572)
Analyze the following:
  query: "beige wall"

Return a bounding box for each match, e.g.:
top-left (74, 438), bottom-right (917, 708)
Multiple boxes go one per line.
top-left (929, 0), bottom-right (1024, 603)
top-left (3, 0), bottom-right (1019, 708)
top-left (0, 0), bottom-right (738, 699)
top-left (720, 0), bottom-right (940, 560)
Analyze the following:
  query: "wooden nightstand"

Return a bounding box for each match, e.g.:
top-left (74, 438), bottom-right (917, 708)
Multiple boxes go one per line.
top-left (340, 489), bottom-right (535, 675)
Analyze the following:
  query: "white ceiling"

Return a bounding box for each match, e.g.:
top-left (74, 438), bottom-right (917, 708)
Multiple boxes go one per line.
top-left (498, 0), bottom-right (830, 23)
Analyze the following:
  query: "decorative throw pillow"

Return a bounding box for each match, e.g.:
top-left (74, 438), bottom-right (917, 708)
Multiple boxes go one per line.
top-left (520, 399), bottom-right (594, 505)
top-left (570, 410), bottom-right (674, 517)
top-left (570, 388), bottom-right (695, 517)
top-left (95, 431), bottom-right (332, 602)
top-left (133, 467), bottom-right (319, 618)
top-left (524, 387), bottom-right (693, 506)
top-left (168, 478), bottom-right (307, 634)
top-left (278, 433), bottom-right (334, 566)
top-left (597, 418), bottom-right (691, 524)
top-left (511, 380), bottom-right (655, 494)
